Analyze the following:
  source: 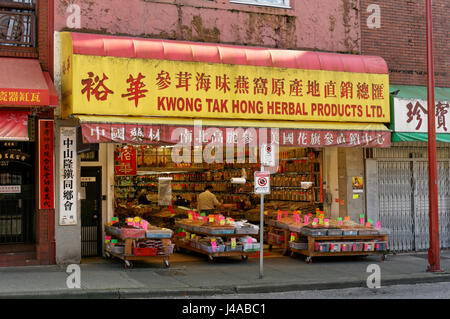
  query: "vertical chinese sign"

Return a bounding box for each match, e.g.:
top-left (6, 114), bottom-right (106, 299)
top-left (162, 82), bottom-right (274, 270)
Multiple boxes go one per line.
top-left (114, 146), bottom-right (137, 175)
top-left (60, 127), bottom-right (77, 225)
top-left (39, 120), bottom-right (54, 210)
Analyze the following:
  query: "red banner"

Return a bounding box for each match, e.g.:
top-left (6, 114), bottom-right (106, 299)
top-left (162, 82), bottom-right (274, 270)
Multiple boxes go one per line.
top-left (39, 120), bottom-right (54, 210)
top-left (82, 123), bottom-right (390, 148)
top-left (114, 146), bottom-right (137, 175)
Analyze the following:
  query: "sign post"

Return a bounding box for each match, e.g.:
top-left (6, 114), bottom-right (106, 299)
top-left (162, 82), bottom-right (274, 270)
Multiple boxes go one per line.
top-left (256, 144), bottom-right (275, 279)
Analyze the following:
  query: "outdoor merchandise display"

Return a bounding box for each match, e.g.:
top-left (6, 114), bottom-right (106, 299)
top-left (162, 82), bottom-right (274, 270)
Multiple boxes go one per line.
top-left (266, 209), bottom-right (389, 263)
top-left (104, 216), bottom-right (174, 269)
top-left (109, 143), bottom-right (390, 265)
top-left (174, 214), bottom-right (260, 262)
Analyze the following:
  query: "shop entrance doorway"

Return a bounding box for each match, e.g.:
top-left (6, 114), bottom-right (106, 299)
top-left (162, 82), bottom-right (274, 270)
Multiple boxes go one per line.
top-left (81, 167), bottom-right (102, 257)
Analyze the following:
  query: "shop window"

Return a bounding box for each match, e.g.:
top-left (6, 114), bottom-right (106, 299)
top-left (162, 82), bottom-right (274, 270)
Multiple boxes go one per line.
top-left (0, 0), bottom-right (36, 48)
top-left (230, 0), bottom-right (290, 9)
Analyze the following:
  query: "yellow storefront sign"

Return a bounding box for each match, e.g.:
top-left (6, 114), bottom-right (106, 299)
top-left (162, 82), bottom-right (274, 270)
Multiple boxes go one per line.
top-left (61, 34), bottom-right (389, 123)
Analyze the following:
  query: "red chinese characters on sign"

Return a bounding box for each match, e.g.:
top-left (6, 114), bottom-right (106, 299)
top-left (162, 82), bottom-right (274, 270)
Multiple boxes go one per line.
top-left (81, 72), bottom-right (114, 101)
top-left (114, 146), bottom-right (137, 175)
top-left (121, 73), bottom-right (148, 107)
top-left (39, 120), bottom-right (54, 210)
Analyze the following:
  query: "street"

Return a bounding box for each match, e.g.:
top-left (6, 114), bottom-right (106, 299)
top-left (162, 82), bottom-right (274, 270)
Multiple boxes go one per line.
top-left (157, 282), bottom-right (450, 299)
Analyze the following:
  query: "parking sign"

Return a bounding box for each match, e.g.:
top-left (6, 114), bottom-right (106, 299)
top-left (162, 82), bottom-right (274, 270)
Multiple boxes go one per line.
top-left (260, 144), bottom-right (276, 167)
top-left (254, 171), bottom-right (270, 194)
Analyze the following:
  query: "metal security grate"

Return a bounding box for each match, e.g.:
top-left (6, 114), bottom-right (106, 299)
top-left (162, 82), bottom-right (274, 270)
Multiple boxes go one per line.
top-left (0, 199), bottom-right (24, 243)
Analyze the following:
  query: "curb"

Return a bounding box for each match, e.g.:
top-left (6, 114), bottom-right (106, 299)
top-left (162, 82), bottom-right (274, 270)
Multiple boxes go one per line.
top-left (1, 274), bottom-right (450, 298)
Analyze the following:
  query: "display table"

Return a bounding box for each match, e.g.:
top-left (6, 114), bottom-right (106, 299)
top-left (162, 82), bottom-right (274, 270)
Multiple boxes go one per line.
top-left (174, 221), bottom-right (259, 262)
top-left (268, 225), bottom-right (389, 264)
top-left (105, 226), bottom-right (172, 269)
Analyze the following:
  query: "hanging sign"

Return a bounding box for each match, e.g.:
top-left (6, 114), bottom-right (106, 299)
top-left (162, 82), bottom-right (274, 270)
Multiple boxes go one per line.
top-left (59, 127), bottom-right (77, 225)
top-left (39, 120), bottom-right (54, 210)
top-left (254, 171), bottom-right (270, 194)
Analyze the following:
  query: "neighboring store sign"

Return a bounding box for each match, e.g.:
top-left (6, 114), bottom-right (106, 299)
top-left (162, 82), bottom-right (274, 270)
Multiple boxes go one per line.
top-left (0, 89), bottom-right (47, 106)
top-left (60, 127), bottom-right (77, 225)
top-left (394, 97), bottom-right (450, 133)
top-left (114, 146), bottom-right (137, 175)
top-left (81, 123), bottom-right (390, 148)
top-left (0, 185), bottom-right (21, 194)
top-left (39, 120), bottom-right (55, 210)
top-left (61, 37), bottom-right (389, 123)
top-left (254, 171), bottom-right (270, 194)
top-left (260, 144), bottom-right (276, 167)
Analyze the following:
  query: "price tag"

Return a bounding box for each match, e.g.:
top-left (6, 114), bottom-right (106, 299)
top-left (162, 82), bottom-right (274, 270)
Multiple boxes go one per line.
top-left (368, 219), bottom-right (373, 225)
top-left (200, 213), bottom-right (206, 217)
top-left (337, 217), bottom-right (343, 226)
top-left (318, 218), bottom-right (324, 225)
top-left (211, 241), bottom-right (217, 252)
top-left (290, 232), bottom-right (295, 242)
top-left (209, 215), bottom-right (214, 223)
top-left (304, 215), bottom-right (309, 225)
top-left (277, 211), bottom-right (282, 221)
top-left (376, 221), bottom-right (381, 229)
top-left (191, 233), bottom-right (195, 239)
top-left (360, 214), bottom-right (365, 225)
top-left (231, 238), bottom-right (236, 249)
top-left (312, 218), bottom-right (318, 228)
top-left (283, 211), bottom-right (288, 218)
top-left (220, 219), bottom-right (225, 226)
top-left (247, 237), bottom-right (253, 244)
top-left (344, 216), bottom-right (350, 221)
top-left (111, 239), bottom-right (118, 244)
top-left (188, 212), bottom-right (193, 220)
top-left (112, 217), bottom-right (118, 224)
top-left (365, 221), bottom-right (372, 227)
top-left (134, 217), bottom-right (141, 222)
top-left (186, 232), bottom-right (190, 239)
top-left (324, 219), bottom-right (329, 228)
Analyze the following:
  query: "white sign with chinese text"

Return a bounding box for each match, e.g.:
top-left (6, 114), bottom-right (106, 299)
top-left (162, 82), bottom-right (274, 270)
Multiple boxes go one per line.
top-left (60, 127), bottom-right (78, 225)
top-left (394, 97), bottom-right (450, 133)
top-left (260, 144), bottom-right (276, 167)
top-left (254, 171), bottom-right (270, 194)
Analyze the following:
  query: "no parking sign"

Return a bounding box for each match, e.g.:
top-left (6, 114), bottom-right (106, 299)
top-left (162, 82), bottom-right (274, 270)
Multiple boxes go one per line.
top-left (254, 171), bottom-right (270, 194)
top-left (260, 143), bottom-right (276, 167)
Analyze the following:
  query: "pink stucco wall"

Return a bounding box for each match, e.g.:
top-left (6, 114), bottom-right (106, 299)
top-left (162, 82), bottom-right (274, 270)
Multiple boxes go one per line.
top-left (55, 0), bottom-right (360, 53)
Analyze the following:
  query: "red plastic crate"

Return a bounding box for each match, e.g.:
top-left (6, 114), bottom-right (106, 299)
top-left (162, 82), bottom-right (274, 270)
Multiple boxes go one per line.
top-left (132, 247), bottom-right (157, 256)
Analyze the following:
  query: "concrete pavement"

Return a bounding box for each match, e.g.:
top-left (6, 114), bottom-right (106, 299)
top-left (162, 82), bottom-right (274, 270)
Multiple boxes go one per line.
top-left (0, 249), bottom-right (449, 298)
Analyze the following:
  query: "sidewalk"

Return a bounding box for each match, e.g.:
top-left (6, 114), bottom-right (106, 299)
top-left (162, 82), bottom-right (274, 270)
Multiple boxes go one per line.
top-left (0, 249), bottom-right (449, 298)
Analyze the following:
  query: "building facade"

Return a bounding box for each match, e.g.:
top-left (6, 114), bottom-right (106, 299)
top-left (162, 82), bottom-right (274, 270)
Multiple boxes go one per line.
top-left (0, 0), bottom-right (58, 267)
top-left (51, 0), bottom-right (392, 264)
top-left (361, 0), bottom-right (450, 251)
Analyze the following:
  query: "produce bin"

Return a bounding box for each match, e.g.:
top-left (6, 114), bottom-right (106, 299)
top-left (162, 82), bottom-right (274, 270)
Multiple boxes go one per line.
top-left (342, 230), bottom-right (358, 236)
top-left (289, 242), bottom-right (308, 250)
top-left (363, 242), bottom-right (375, 251)
top-left (340, 242), bottom-right (353, 252)
top-left (314, 242), bottom-right (330, 252)
top-left (352, 242), bottom-right (364, 251)
top-left (301, 228), bottom-right (328, 236)
top-left (329, 243), bottom-right (341, 252)
top-left (327, 229), bottom-right (343, 236)
top-left (120, 228), bottom-right (146, 239)
top-left (374, 241), bottom-right (388, 251)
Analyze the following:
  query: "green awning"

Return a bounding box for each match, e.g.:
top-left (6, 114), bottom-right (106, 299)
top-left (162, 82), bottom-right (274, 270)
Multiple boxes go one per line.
top-left (390, 85), bottom-right (450, 143)
top-left (390, 85), bottom-right (450, 101)
top-left (392, 132), bottom-right (450, 143)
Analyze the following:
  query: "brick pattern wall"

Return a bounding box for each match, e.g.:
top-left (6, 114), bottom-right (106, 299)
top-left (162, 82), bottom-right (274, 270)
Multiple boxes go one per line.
top-left (361, 0), bottom-right (450, 88)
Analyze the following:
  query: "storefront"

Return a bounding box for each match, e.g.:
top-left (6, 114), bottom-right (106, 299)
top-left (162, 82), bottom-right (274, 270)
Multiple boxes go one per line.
top-left (366, 85), bottom-right (450, 252)
top-left (57, 32), bottom-right (391, 265)
top-left (0, 58), bottom-right (58, 267)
